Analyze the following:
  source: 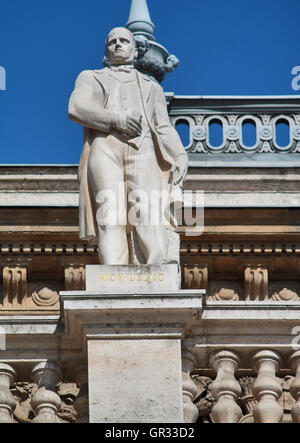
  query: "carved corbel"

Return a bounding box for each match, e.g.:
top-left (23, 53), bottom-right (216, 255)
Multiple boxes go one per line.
top-left (64, 265), bottom-right (86, 291)
top-left (244, 265), bottom-right (268, 301)
top-left (183, 265), bottom-right (208, 290)
top-left (2, 266), bottom-right (27, 308)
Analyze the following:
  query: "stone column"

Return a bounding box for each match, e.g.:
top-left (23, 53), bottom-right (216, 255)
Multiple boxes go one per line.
top-left (31, 361), bottom-right (62, 423)
top-left (209, 350), bottom-right (242, 423)
top-left (181, 349), bottom-right (199, 423)
top-left (0, 363), bottom-right (17, 423)
top-left (252, 350), bottom-right (283, 423)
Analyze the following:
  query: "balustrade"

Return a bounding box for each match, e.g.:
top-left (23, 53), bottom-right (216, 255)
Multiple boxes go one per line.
top-left (0, 348), bottom-right (300, 423)
top-left (168, 96), bottom-right (300, 166)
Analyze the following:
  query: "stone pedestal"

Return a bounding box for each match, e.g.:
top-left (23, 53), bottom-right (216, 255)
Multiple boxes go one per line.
top-left (85, 264), bottom-right (180, 292)
top-left (60, 265), bottom-right (204, 423)
top-left (88, 338), bottom-right (182, 423)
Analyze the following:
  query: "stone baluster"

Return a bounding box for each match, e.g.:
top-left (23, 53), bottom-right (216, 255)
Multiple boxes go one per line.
top-left (210, 350), bottom-right (243, 423)
top-left (252, 350), bottom-right (283, 423)
top-left (31, 361), bottom-right (62, 423)
top-left (0, 363), bottom-right (17, 423)
top-left (182, 350), bottom-right (199, 423)
top-left (73, 363), bottom-right (89, 423)
top-left (289, 350), bottom-right (300, 423)
top-left (209, 350), bottom-right (242, 423)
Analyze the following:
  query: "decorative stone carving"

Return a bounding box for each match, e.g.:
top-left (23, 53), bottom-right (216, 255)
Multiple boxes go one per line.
top-left (31, 361), bottom-right (62, 423)
top-left (192, 126), bottom-right (206, 141)
top-left (278, 375), bottom-right (295, 423)
top-left (252, 350), bottom-right (283, 423)
top-left (2, 266), bottom-right (27, 308)
top-left (225, 126), bottom-right (240, 141)
top-left (183, 265), bottom-right (208, 290)
top-left (259, 126), bottom-right (273, 140)
top-left (64, 266), bottom-right (86, 291)
top-left (224, 142), bottom-right (242, 153)
top-left (209, 283), bottom-right (240, 301)
top-left (181, 350), bottom-right (199, 423)
top-left (209, 350), bottom-right (242, 423)
top-left (32, 286), bottom-right (59, 307)
top-left (177, 112), bottom-right (300, 155)
top-left (289, 350), bottom-right (300, 423)
top-left (244, 266), bottom-right (268, 301)
top-left (72, 364), bottom-right (89, 423)
top-left (192, 375), bottom-right (214, 422)
top-left (0, 363), bottom-right (17, 423)
top-left (56, 382), bottom-right (79, 423)
top-left (10, 381), bottom-right (79, 423)
top-left (10, 382), bottom-right (37, 423)
top-left (239, 376), bottom-right (256, 417)
top-left (271, 284), bottom-right (299, 301)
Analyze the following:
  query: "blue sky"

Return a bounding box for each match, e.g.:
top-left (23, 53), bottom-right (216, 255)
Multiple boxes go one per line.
top-left (0, 0), bottom-right (299, 164)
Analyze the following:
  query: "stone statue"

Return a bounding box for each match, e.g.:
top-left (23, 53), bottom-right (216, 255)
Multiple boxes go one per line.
top-left (68, 27), bottom-right (188, 265)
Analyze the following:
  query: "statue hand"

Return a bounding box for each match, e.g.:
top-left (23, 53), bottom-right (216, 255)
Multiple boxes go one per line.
top-left (112, 110), bottom-right (142, 138)
top-left (171, 156), bottom-right (188, 186)
top-left (126, 111), bottom-right (142, 138)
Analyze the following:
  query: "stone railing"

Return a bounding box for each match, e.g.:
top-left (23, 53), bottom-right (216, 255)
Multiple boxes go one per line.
top-left (2, 348), bottom-right (300, 423)
top-left (184, 348), bottom-right (300, 424)
top-left (0, 360), bottom-right (88, 423)
top-left (167, 94), bottom-right (300, 167)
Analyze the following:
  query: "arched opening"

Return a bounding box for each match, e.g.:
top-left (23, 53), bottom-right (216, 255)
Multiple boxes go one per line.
top-left (275, 119), bottom-right (290, 148)
top-left (175, 120), bottom-right (190, 148)
top-left (208, 119), bottom-right (223, 148)
top-left (242, 119), bottom-right (257, 148)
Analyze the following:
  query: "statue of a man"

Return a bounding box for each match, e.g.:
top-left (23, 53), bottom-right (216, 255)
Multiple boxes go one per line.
top-left (68, 27), bottom-right (188, 265)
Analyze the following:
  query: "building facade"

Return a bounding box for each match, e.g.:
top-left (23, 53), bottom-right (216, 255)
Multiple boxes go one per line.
top-left (0, 0), bottom-right (300, 424)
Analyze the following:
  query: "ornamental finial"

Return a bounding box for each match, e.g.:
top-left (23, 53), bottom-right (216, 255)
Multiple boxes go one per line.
top-left (126, 0), bottom-right (155, 40)
top-left (125, 0), bottom-right (179, 83)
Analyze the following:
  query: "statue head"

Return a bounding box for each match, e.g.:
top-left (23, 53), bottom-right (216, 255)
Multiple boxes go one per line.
top-left (105, 27), bottom-right (138, 66)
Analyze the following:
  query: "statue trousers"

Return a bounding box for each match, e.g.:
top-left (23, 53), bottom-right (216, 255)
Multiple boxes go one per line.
top-left (87, 133), bottom-right (169, 264)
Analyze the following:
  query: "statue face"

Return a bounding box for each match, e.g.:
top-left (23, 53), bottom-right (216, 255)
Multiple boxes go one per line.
top-left (106, 28), bottom-right (137, 65)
